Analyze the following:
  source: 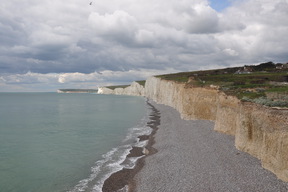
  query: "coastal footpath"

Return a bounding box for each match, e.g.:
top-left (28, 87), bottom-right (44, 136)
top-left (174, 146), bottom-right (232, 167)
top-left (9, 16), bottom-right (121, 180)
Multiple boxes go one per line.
top-left (97, 76), bottom-right (288, 182)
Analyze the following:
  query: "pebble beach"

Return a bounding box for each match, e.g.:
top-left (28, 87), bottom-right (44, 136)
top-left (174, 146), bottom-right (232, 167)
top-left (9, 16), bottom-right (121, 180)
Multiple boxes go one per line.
top-left (134, 102), bottom-right (288, 192)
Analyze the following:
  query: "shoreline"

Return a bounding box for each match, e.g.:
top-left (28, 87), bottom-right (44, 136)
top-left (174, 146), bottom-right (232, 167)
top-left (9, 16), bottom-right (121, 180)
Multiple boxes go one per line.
top-left (102, 101), bottom-right (160, 192)
top-left (134, 102), bottom-right (288, 192)
top-left (103, 100), bottom-right (288, 192)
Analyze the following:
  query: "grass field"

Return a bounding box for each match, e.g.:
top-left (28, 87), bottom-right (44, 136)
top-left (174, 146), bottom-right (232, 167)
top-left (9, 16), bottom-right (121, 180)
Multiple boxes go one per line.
top-left (157, 62), bottom-right (288, 107)
top-left (103, 62), bottom-right (288, 107)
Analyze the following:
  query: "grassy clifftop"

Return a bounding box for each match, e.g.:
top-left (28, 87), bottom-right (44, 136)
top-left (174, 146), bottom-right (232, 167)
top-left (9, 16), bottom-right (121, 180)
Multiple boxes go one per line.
top-left (157, 62), bottom-right (288, 107)
top-left (106, 80), bottom-right (146, 90)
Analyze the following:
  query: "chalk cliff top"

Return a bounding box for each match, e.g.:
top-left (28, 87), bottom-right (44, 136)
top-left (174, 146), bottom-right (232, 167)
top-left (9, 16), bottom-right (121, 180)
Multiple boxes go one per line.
top-left (99, 61), bottom-right (288, 108)
top-left (156, 62), bottom-right (288, 108)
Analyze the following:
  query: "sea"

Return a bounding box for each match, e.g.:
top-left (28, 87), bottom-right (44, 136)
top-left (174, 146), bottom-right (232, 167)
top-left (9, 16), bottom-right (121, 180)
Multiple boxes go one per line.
top-left (0, 92), bottom-right (152, 192)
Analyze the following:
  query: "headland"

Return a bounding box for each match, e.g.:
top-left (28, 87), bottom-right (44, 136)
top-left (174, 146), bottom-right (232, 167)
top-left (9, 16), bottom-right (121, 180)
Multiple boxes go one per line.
top-left (98, 61), bottom-right (288, 190)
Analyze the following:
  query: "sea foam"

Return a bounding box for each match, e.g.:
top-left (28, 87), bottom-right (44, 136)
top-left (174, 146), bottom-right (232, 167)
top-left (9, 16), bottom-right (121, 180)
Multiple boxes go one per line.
top-left (69, 102), bottom-right (153, 192)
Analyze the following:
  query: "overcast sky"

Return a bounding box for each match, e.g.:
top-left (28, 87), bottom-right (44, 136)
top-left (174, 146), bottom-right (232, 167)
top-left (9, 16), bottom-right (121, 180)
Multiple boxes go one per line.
top-left (1, 0), bottom-right (288, 92)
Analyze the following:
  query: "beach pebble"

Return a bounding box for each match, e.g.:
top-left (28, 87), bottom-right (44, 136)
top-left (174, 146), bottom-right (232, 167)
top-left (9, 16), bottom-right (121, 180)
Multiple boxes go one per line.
top-left (134, 102), bottom-right (288, 192)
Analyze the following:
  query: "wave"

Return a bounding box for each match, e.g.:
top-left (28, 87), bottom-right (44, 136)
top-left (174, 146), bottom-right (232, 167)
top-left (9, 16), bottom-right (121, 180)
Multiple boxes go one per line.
top-left (68, 104), bottom-right (153, 192)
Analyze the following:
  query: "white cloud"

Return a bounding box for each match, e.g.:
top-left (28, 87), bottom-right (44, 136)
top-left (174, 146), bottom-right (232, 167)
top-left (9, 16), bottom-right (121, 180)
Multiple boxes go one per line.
top-left (1, 0), bottom-right (288, 91)
top-left (89, 10), bottom-right (137, 35)
top-left (58, 68), bottom-right (180, 85)
top-left (223, 48), bottom-right (239, 56)
top-left (58, 72), bottom-right (100, 83)
top-left (0, 68), bottom-right (179, 91)
top-left (215, 0), bottom-right (288, 62)
top-left (182, 3), bottom-right (219, 33)
top-left (1, 72), bottom-right (58, 84)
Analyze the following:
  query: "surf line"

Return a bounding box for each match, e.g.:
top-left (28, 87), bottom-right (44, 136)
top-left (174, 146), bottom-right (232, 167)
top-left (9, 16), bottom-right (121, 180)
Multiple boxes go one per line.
top-left (102, 100), bottom-right (160, 192)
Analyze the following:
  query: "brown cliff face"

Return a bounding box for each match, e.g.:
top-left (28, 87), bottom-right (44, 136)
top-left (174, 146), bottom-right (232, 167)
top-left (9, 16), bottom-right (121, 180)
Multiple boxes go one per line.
top-left (236, 103), bottom-right (288, 181)
top-left (181, 87), bottom-right (218, 120)
top-left (99, 76), bottom-right (288, 182)
top-left (214, 93), bottom-right (240, 135)
top-left (145, 76), bottom-right (288, 182)
top-left (144, 77), bottom-right (218, 120)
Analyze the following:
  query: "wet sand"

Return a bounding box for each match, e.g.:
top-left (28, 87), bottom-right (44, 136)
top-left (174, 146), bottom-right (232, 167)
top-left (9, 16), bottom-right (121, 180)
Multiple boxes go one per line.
top-left (134, 102), bottom-right (288, 192)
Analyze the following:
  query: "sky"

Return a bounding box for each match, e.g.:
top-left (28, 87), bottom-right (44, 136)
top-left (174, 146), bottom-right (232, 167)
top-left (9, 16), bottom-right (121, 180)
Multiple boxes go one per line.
top-left (1, 0), bottom-right (288, 92)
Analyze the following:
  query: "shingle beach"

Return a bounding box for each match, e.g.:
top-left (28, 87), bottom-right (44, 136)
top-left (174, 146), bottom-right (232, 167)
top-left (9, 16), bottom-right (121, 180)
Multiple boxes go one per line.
top-left (134, 102), bottom-right (288, 192)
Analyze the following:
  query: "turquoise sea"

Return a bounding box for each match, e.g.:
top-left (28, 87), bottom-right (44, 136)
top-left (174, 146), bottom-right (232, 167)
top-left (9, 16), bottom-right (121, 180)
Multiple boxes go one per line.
top-left (0, 93), bottom-right (151, 192)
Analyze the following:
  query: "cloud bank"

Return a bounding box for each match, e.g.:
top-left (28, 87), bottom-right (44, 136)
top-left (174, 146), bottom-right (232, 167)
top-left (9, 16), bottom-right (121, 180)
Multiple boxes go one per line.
top-left (0, 0), bottom-right (288, 91)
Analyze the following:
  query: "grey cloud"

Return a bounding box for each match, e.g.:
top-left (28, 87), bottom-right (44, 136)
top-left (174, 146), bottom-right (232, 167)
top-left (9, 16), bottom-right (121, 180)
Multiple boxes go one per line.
top-left (0, 15), bottom-right (26, 46)
top-left (183, 4), bottom-right (220, 34)
top-left (1, 0), bottom-right (288, 91)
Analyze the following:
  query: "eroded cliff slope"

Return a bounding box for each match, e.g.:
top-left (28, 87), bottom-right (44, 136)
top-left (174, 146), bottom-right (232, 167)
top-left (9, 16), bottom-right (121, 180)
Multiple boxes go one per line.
top-left (98, 81), bottom-right (145, 96)
top-left (98, 76), bottom-right (288, 182)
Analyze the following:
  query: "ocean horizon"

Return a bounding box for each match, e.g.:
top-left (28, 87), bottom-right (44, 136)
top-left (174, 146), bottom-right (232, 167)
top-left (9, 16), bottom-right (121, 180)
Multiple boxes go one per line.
top-left (0, 92), bottom-right (151, 192)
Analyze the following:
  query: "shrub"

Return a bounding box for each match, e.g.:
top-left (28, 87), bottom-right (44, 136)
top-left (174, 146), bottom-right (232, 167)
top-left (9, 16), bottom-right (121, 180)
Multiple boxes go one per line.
top-left (242, 96), bottom-right (288, 107)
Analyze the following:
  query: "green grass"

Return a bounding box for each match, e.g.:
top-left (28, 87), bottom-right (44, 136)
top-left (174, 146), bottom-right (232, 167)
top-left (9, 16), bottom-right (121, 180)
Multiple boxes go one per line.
top-left (156, 66), bottom-right (288, 107)
top-left (103, 62), bottom-right (288, 107)
top-left (105, 80), bottom-right (146, 90)
top-left (106, 85), bottom-right (130, 90)
top-left (236, 91), bottom-right (266, 100)
top-left (266, 86), bottom-right (288, 93)
top-left (157, 72), bottom-right (191, 82)
top-left (136, 80), bottom-right (146, 86)
top-left (198, 73), bottom-right (287, 86)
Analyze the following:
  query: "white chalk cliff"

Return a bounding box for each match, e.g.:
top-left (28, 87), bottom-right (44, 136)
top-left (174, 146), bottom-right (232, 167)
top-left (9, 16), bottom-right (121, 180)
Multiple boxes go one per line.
top-left (98, 76), bottom-right (288, 182)
top-left (98, 81), bottom-right (145, 96)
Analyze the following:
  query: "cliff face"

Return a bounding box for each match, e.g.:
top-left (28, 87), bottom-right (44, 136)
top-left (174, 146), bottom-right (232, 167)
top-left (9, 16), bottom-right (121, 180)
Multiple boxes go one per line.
top-left (98, 76), bottom-right (288, 182)
top-left (98, 81), bottom-right (145, 96)
top-left (145, 77), bottom-right (219, 121)
top-left (235, 104), bottom-right (288, 181)
top-left (97, 87), bottom-right (114, 94)
top-left (214, 93), bottom-right (240, 135)
top-left (146, 77), bottom-right (288, 182)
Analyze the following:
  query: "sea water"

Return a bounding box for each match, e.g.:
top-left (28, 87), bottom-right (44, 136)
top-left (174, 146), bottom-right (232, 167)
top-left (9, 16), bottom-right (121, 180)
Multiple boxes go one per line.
top-left (0, 93), bottom-right (151, 192)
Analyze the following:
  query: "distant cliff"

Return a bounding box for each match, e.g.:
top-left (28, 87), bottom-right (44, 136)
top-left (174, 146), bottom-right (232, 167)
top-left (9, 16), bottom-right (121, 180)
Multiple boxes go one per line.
top-left (58, 89), bottom-right (98, 93)
top-left (98, 81), bottom-right (145, 96)
top-left (98, 76), bottom-right (288, 182)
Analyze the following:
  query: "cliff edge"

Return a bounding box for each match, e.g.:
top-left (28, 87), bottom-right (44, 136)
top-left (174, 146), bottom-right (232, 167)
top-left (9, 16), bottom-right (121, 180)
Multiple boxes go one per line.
top-left (98, 76), bottom-right (288, 182)
top-left (98, 81), bottom-right (145, 96)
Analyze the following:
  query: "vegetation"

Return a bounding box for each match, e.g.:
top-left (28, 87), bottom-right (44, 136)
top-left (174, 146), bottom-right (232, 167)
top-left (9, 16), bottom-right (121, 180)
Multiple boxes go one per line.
top-left (105, 80), bottom-right (146, 90)
top-left (242, 96), bottom-right (288, 108)
top-left (136, 80), bottom-right (146, 86)
top-left (106, 85), bottom-right (130, 90)
top-left (157, 62), bottom-right (288, 108)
